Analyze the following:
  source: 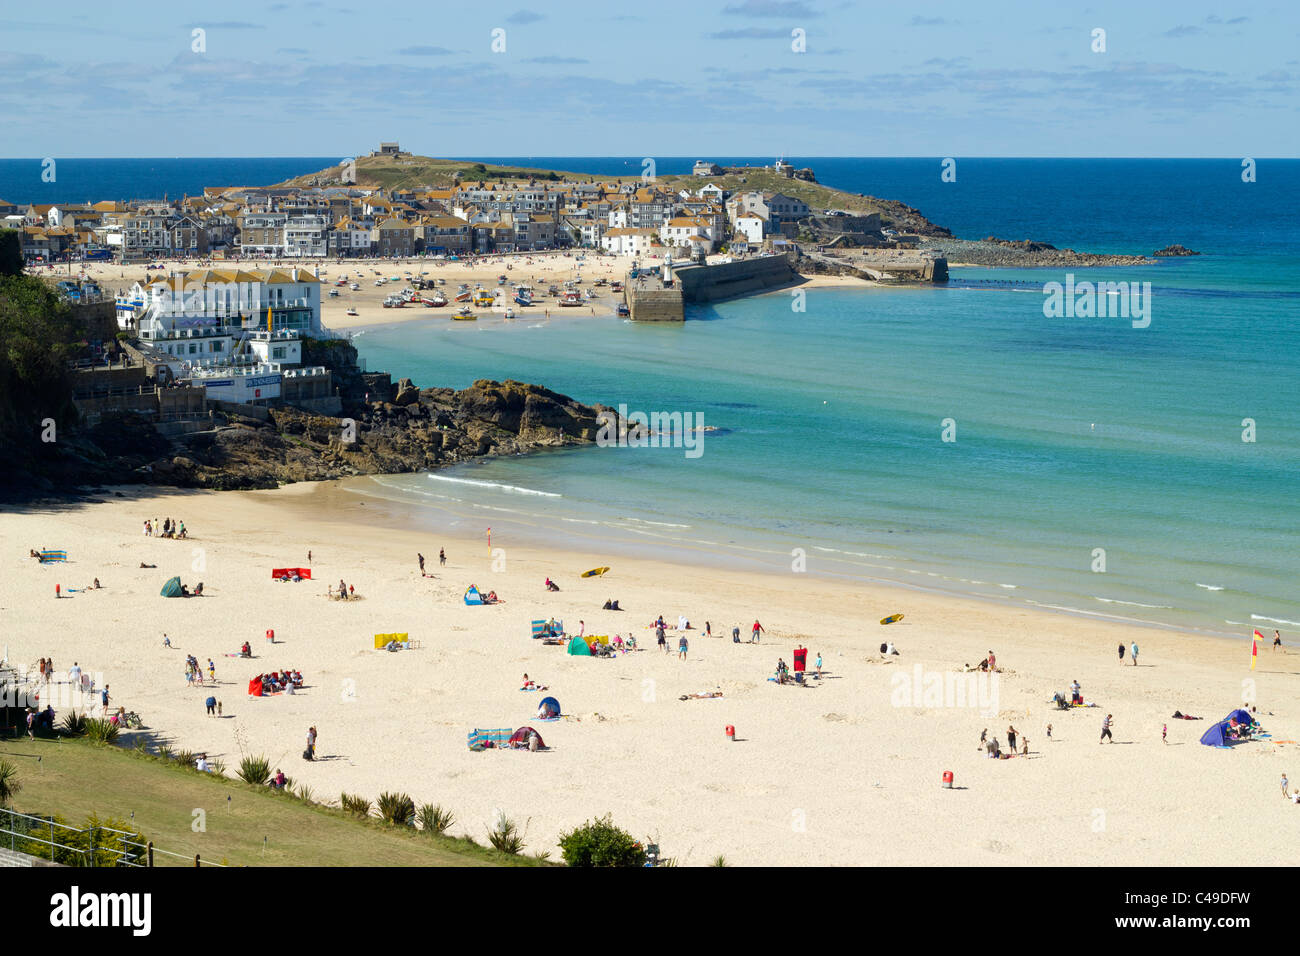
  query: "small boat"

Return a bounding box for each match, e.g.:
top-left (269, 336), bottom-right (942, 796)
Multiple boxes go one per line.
top-left (611, 280), bottom-right (623, 292)
top-left (560, 291), bottom-right (583, 307)
top-left (328, 288), bottom-right (340, 297)
top-left (426, 291), bottom-right (448, 307)
top-left (504, 307), bottom-right (516, 319)
top-left (346, 307), bottom-right (359, 316)
top-left (349, 283), bottom-right (359, 291)
top-left (452, 307), bottom-right (477, 321)
top-left (474, 291), bottom-right (495, 307)
top-left (513, 288), bottom-right (533, 307)
top-left (617, 304), bottom-right (630, 317)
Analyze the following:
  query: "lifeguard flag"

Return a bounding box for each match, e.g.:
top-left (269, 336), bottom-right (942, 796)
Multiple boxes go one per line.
top-left (1252, 635), bottom-right (1258, 670)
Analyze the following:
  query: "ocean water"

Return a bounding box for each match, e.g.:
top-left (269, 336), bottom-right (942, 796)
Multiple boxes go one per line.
top-left (0, 157), bottom-right (336, 204)
top-left (345, 158), bottom-right (1300, 638)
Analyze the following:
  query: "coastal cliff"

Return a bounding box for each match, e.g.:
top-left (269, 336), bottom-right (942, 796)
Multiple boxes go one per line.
top-left (5, 379), bottom-right (612, 497)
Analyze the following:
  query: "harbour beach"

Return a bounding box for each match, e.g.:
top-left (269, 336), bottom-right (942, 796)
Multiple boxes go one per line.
top-left (5, 480), bottom-right (1296, 866)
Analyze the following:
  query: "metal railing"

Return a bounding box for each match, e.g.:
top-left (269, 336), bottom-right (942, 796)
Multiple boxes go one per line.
top-left (0, 808), bottom-right (225, 867)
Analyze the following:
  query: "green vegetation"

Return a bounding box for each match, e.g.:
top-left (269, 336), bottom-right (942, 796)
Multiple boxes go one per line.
top-left (0, 737), bottom-right (547, 866)
top-left (418, 802), bottom-right (455, 835)
top-left (340, 792), bottom-right (372, 818)
top-left (286, 155), bottom-right (610, 192)
top-left (558, 815), bottom-right (647, 867)
top-left (236, 754), bottom-right (271, 786)
top-left (1, 808), bottom-right (148, 866)
top-left (376, 791), bottom-right (415, 826)
top-left (487, 814), bottom-right (526, 855)
top-left (0, 229), bottom-right (22, 277)
top-left (0, 759), bottom-right (21, 804)
top-left (83, 717), bottom-right (119, 744)
top-left (0, 273), bottom-right (82, 442)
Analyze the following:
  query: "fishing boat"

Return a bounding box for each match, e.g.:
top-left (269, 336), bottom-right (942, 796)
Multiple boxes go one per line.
top-left (349, 282), bottom-right (359, 291)
top-left (611, 280), bottom-right (623, 292)
top-left (513, 285), bottom-right (533, 307)
top-left (346, 307), bottom-right (359, 316)
top-left (328, 288), bottom-right (340, 297)
top-left (454, 284), bottom-right (472, 302)
top-left (452, 307), bottom-right (477, 321)
top-left (617, 304), bottom-right (630, 317)
top-left (560, 291), bottom-right (583, 307)
top-left (473, 290), bottom-right (495, 307)
top-left (425, 291), bottom-right (448, 307)
top-left (504, 307), bottom-right (516, 319)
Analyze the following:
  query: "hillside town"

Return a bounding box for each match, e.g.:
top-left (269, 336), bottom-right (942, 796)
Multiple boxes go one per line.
top-left (6, 148), bottom-right (888, 267)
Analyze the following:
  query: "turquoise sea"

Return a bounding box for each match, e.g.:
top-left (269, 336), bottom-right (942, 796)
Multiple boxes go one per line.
top-left (360, 160), bottom-right (1300, 637)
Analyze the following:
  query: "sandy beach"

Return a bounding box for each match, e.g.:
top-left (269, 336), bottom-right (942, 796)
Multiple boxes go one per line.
top-left (4, 480), bottom-right (1296, 866)
top-left (54, 252), bottom-right (871, 333)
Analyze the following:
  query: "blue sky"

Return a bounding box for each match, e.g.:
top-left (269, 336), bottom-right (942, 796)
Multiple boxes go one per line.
top-left (2, 0), bottom-right (1297, 157)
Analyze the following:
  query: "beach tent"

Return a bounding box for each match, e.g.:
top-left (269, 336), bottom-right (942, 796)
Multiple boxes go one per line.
top-left (39, 550), bottom-right (67, 563)
top-left (272, 568), bottom-right (312, 580)
top-left (1199, 720), bottom-right (1234, 747)
top-left (467, 727), bottom-right (513, 751)
top-left (464, 586), bottom-right (484, 606)
top-left (509, 726), bottom-right (545, 749)
top-left (537, 696), bottom-right (561, 719)
top-left (160, 576), bottom-right (184, 598)
top-left (1227, 709), bottom-right (1254, 726)
top-left (374, 632), bottom-right (409, 649)
top-left (567, 636), bottom-right (592, 656)
top-left (247, 677), bottom-right (263, 697)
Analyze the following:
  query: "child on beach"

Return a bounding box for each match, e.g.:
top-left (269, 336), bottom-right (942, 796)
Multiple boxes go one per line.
top-left (1046, 723), bottom-right (1052, 739)
top-left (815, 652), bottom-right (823, 676)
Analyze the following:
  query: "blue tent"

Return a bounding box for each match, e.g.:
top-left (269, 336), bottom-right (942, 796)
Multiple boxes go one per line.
top-left (463, 586), bottom-right (483, 606)
top-left (1200, 720), bottom-right (1234, 747)
top-left (1227, 709), bottom-right (1254, 726)
top-left (537, 696), bottom-right (561, 719)
top-left (160, 576), bottom-right (184, 598)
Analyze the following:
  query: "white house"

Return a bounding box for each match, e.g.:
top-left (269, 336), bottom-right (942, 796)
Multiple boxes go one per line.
top-left (734, 213), bottom-right (766, 244)
top-left (600, 227), bottom-right (657, 256)
top-left (284, 215), bottom-right (329, 257)
top-left (659, 216), bottom-right (717, 249)
top-left (698, 183), bottom-right (724, 201)
top-left (123, 267), bottom-right (325, 338)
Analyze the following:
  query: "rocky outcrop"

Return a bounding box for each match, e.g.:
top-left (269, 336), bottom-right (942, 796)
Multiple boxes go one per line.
top-left (1153, 244), bottom-right (1201, 256)
top-left (920, 237), bottom-right (1152, 268)
top-left (135, 379), bottom-right (613, 490)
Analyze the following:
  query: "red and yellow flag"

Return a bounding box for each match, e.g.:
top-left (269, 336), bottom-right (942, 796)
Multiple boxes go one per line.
top-left (1252, 631), bottom-right (1260, 670)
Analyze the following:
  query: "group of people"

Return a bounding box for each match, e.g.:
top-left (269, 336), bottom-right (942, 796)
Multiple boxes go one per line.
top-left (144, 517), bottom-right (187, 539)
top-left (416, 549), bottom-right (447, 576)
top-left (601, 598), bottom-right (622, 610)
top-left (330, 579), bottom-right (357, 600)
top-left (184, 655), bottom-right (215, 686)
top-left (1117, 641), bottom-right (1139, 666)
top-left (255, 669), bottom-right (304, 695)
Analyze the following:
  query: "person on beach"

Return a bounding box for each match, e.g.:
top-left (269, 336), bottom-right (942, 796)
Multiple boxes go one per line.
top-left (1162, 723), bottom-right (1167, 744)
top-left (1021, 736), bottom-right (1029, 756)
top-left (1282, 774), bottom-right (1290, 799)
top-left (1275, 630), bottom-right (1282, 650)
top-left (732, 625), bottom-right (740, 643)
top-left (1007, 725), bottom-right (1018, 753)
top-left (207, 659), bottom-right (215, 682)
top-left (979, 728), bottom-right (988, 748)
top-left (439, 549), bottom-right (446, 566)
top-left (1130, 642), bottom-right (1139, 666)
top-left (306, 726), bottom-right (317, 761)
top-left (100, 685), bottom-right (110, 713)
top-left (678, 635), bottom-right (688, 660)
top-left (657, 625), bottom-right (667, 653)
top-left (307, 550), bottom-right (311, 565)
top-left (1101, 714), bottom-right (1114, 743)
top-left (815, 652), bottom-right (823, 676)
top-left (217, 700), bottom-right (223, 717)
top-left (1047, 723), bottom-right (1052, 740)
top-left (418, 553), bottom-right (425, 575)
top-left (1117, 642), bottom-right (1125, 663)
top-left (987, 650), bottom-right (996, 671)
top-left (752, 620), bottom-right (764, 643)
top-left (1070, 679), bottom-right (1081, 704)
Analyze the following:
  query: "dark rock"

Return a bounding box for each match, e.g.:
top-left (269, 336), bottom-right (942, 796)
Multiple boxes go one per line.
top-left (1153, 244), bottom-right (1201, 256)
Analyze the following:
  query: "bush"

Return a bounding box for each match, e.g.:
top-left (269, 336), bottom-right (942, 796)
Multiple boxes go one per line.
top-left (487, 814), bottom-right (526, 855)
top-left (236, 755), bottom-right (271, 786)
top-left (418, 803), bottom-right (455, 835)
top-left (60, 711), bottom-right (87, 737)
top-left (340, 793), bottom-right (372, 817)
top-left (0, 760), bottom-right (21, 805)
top-left (376, 791), bottom-right (415, 826)
top-left (558, 815), bottom-right (646, 867)
top-left (83, 718), bottom-right (119, 744)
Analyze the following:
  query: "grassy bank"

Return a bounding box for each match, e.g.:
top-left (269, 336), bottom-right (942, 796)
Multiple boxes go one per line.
top-left (0, 737), bottom-right (548, 866)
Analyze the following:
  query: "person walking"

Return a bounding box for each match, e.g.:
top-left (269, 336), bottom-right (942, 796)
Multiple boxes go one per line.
top-left (1274, 630), bottom-right (1283, 651)
top-left (1101, 713), bottom-right (1114, 743)
top-left (306, 726), bottom-right (317, 761)
top-left (1130, 641), bottom-right (1139, 667)
top-left (100, 685), bottom-right (110, 714)
top-left (1046, 723), bottom-right (1053, 740)
top-left (1162, 723), bottom-right (1168, 744)
top-left (418, 553), bottom-right (425, 575)
top-left (205, 695), bottom-right (216, 716)
top-left (1283, 773), bottom-right (1290, 799)
top-left (751, 620), bottom-right (764, 643)
top-left (439, 548), bottom-right (446, 566)
top-left (1117, 642), bottom-right (1125, 663)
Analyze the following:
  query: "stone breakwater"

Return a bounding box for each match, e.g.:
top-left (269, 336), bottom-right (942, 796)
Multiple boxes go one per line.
top-left (921, 237), bottom-right (1153, 268)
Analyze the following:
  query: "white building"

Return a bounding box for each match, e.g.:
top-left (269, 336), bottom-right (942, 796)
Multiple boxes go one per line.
top-left (284, 215), bottom-right (329, 257)
top-left (734, 213), bottom-right (766, 244)
top-left (120, 267), bottom-right (325, 338)
top-left (600, 227), bottom-right (657, 256)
